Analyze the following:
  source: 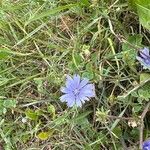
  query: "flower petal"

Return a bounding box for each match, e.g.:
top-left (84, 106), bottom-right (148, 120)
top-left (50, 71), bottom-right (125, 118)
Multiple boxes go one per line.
top-left (145, 59), bottom-right (150, 65)
top-left (140, 47), bottom-right (150, 58)
top-left (137, 56), bottom-right (150, 69)
top-left (67, 99), bottom-right (75, 107)
top-left (143, 140), bottom-right (150, 150)
top-left (136, 56), bottom-right (145, 63)
top-left (60, 86), bottom-right (71, 94)
top-left (73, 74), bottom-right (80, 88)
top-left (75, 95), bottom-right (82, 107)
top-left (65, 75), bottom-right (75, 90)
top-left (79, 78), bottom-right (89, 89)
top-left (78, 92), bottom-right (89, 103)
top-left (80, 84), bottom-right (95, 97)
top-left (60, 93), bottom-right (75, 103)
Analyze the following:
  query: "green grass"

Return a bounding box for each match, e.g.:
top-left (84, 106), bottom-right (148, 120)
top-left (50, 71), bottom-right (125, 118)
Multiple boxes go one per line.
top-left (0, 0), bottom-right (150, 149)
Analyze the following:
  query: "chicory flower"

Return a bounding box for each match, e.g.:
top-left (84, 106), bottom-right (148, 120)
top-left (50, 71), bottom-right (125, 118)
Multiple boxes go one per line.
top-left (60, 74), bottom-right (95, 107)
top-left (136, 47), bottom-right (150, 70)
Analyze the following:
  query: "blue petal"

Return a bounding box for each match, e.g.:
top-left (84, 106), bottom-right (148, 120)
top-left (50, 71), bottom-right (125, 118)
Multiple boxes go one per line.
top-left (73, 74), bottom-right (81, 88)
top-left (143, 140), bottom-right (150, 150)
top-left (140, 47), bottom-right (150, 58)
top-left (78, 92), bottom-right (89, 102)
top-left (80, 84), bottom-right (95, 97)
top-left (75, 95), bottom-right (82, 107)
top-left (143, 147), bottom-right (150, 150)
top-left (60, 93), bottom-right (75, 103)
top-left (60, 86), bottom-right (71, 94)
top-left (144, 59), bottom-right (150, 65)
top-left (137, 56), bottom-right (145, 63)
top-left (65, 75), bottom-right (76, 91)
top-left (79, 78), bottom-right (89, 89)
top-left (137, 56), bottom-right (150, 69)
top-left (67, 99), bottom-right (75, 107)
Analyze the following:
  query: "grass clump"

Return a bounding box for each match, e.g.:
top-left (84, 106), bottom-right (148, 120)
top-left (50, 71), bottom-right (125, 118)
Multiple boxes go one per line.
top-left (0, 0), bottom-right (150, 149)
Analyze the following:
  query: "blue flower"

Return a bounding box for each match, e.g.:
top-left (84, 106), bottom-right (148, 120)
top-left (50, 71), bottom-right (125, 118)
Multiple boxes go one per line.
top-left (137, 47), bottom-right (150, 70)
top-left (60, 74), bottom-right (95, 107)
top-left (143, 140), bottom-right (150, 150)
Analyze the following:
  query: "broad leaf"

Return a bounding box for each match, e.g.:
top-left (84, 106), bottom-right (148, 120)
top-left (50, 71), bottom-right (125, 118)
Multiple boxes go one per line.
top-left (136, 3), bottom-right (150, 30)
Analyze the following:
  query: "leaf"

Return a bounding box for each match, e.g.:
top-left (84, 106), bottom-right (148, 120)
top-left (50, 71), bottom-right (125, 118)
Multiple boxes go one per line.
top-left (134, 73), bottom-right (150, 100)
top-left (72, 53), bottom-right (82, 69)
top-left (135, 0), bottom-right (150, 7)
top-left (130, 73), bottom-right (150, 100)
top-left (136, 3), bottom-right (150, 30)
top-left (80, 0), bottom-right (90, 6)
top-left (129, 0), bottom-right (150, 30)
top-left (37, 132), bottom-right (49, 140)
top-left (0, 76), bottom-right (9, 86)
top-left (112, 126), bottom-right (122, 137)
top-left (37, 130), bottom-right (54, 140)
top-left (128, 0), bottom-right (137, 11)
top-left (0, 100), bottom-right (4, 115)
top-left (82, 72), bottom-right (94, 80)
top-left (140, 73), bottom-right (150, 83)
top-left (25, 109), bottom-right (39, 121)
top-left (0, 48), bottom-right (31, 59)
top-left (73, 111), bottom-right (91, 123)
top-left (86, 63), bottom-right (93, 72)
top-left (122, 35), bottom-right (142, 51)
top-left (3, 99), bottom-right (17, 108)
top-left (47, 104), bottom-right (55, 119)
top-left (34, 78), bottom-right (43, 93)
top-left (0, 48), bottom-right (12, 59)
top-left (132, 104), bottom-right (142, 113)
top-left (122, 35), bottom-right (142, 69)
top-left (137, 82), bottom-right (150, 100)
top-left (28, 4), bottom-right (78, 23)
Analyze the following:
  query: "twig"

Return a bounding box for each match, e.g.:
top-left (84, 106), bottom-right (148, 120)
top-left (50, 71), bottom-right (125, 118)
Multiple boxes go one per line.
top-left (139, 102), bottom-right (150, 149)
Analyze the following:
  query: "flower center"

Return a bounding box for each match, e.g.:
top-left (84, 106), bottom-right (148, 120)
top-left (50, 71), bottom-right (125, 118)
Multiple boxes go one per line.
top-left (74, 88), bottom-right (80, 96)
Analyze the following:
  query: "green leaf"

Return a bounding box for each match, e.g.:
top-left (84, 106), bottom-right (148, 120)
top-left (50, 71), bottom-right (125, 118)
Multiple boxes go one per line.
top-left (131, 73), bottom-right (150, 100)
top-left (28, 4), bottom-right (78, 23)
top-left (112, 126), bottom-right (122, 137)
top-left (136, 3), bottom-right (150, 30)
top-left (0, 48), bottom-right (31, 59)
top-left (136, 0), bottom-right (150, 7)
top-left (72, 53), bottom-right (82, 68)
top-left (128, 0), bottom-right (137, 11)
top-left (47, 104), bottom-right (55, 119)
top-left (34, 78), bottom-right (43, 93)
top-left (82, 72), bottom-right (94, 80)
top-left (3, 99), bottom-right (17, 108)
top-left (25, 109), bottom-right (39, 121)
top-left (122, 35), bottom-right (142, 69)
top-left (37, 130), bottom-right (54, 140)
top-left (132, 104), bottom-right (142, 113)
top-left (37, 132), bottom-right (49, 140)
top-left (0, 100), bottom-right (5, 115)
top-left (0, 76), bottom-right (9, 86)
top-left (86, 63), bottom-right (93, 72)
top-left (0, 48), bottom-right (12, 59)
top-left (122, 35), bottom-right (142, 51)
top-left (80, 0), bottom-right (90, 6)
top-left (140, 73), bottom-right (150, 83)
top-left (129, 0), bottom-right (150, 30)
top-left (137, 82), bottom-right (150, 100)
